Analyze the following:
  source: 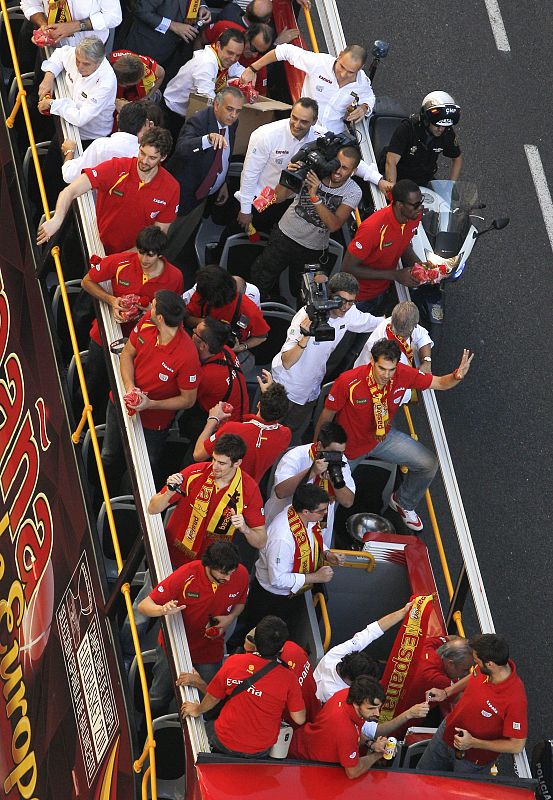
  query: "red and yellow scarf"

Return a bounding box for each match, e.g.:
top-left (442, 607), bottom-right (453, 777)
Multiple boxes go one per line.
top-left (210, 44), bottom-right (229, 93)
top-left (288, 505), bottom-right (323, 593)
top-left (385, 323), bottom-right (413, 365)
top-left (48, 0), bottom-right (72, 24)
top-left (308, 443), bottom-right (335, 500)
top-left (366, 363), bottom-right (391, 441)
top-left (175, 467), bottom-right (243, 559)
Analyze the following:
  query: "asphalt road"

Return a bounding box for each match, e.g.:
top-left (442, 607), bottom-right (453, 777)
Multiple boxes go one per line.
top-left (333, 0), bottom-right (553, 754)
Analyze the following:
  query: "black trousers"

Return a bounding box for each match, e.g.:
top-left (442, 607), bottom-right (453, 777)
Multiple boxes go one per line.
top-left (251, 226), bottom-right (327, 302)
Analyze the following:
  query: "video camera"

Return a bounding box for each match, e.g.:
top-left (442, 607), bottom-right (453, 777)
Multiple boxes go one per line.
top-left (300, 265), bottom-right (343, 342)
top-left (279, 130), bottom-right (356, 194)
top-left (317, 450), bottom-right (346, 489)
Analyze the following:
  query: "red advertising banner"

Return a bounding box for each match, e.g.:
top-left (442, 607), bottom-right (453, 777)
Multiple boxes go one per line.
top-left (0, 115), bottom-right (135, 798)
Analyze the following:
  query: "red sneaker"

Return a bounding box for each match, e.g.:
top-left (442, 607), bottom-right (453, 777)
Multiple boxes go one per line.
top-left (389, 492), bottom-right (423, 532)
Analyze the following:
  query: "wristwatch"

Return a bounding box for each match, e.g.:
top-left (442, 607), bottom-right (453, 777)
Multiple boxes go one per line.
top-left (79, 20), bottom-right (87, 31)
top-left (423, 356), bottom-right (432, 363)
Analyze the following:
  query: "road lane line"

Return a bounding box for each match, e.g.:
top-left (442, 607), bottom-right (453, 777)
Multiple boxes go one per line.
top-left (525, 145), bottom-right (553, 252)
top-left (484, 0), bottom-right (510, 51)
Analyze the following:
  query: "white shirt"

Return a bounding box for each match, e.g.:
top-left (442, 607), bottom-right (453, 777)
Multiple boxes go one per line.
top-left (42, 47), bottom-right (117, 140)
top-left (354, 319), bottom-right (433, 404)
top-left (163, 46), bottom-right (244, 117)
top-left (236, 117), bottom-right (319, 214)
top-left (271, 305), bottom-right (383, 405)
top-left (183, 281), bottom-right (260, 307)
top-left (255, 506), bottom-right (325, 595)
top-left (22, 0), bottom-right (121, 45)
top-left (314, 620), bottom-right (384, 702)
top-left (62, 130), bottom-right (138, 183)
top-left (264, 443), bottom-right (355, 531)
top-left (275, 45), bottom-right (375, 134)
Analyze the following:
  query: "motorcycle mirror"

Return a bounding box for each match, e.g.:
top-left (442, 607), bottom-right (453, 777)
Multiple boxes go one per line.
top-left (476, 216), bottom-right (510, 238)
top-left (372, 40), bottom-right (390, 59)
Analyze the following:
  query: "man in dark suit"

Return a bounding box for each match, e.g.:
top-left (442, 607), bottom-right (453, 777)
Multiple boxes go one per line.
top-left (164, 85), bottom-right (245, 272)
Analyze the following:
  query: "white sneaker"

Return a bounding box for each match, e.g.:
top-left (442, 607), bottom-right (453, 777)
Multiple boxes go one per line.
top-left (389, 492), bottom-right (423, 532)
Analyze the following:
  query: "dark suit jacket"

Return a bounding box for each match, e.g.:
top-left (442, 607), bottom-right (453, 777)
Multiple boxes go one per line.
top-left (166, 105), bottom-right (239, 217)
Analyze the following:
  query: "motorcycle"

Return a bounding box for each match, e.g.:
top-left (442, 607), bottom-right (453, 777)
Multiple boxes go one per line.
top-left (366, 70), bottom-right (509, 343)
top-left (409, 180), bottom-right (509, 340)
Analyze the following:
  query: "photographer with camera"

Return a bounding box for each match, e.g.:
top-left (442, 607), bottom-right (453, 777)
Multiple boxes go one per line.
top-left (264, 422), bottom-right (355, 536)
top-left (272, 272), bottom-right (382, 445)
top-left (251, 142), bottom-right (363, 304)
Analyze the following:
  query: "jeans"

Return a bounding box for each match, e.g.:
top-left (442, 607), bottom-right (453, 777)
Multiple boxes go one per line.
top-left (281, 399), bottom-right (317, 446)
top-left (348, 427), bottom-right (438, 511)
top-left (149, 643), bottom-right (222, 720)
top-left (416, 719), bottom-right (494, 775)
top-left (355, 292), bottom-right (387, 314)
top-left (251, 226), bottom-right (328, 301)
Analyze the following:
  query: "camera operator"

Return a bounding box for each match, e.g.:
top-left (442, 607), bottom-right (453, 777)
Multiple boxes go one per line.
top-left (264, 422), bottom-right (355, 536)
top-left (272, 272), bottom-right (382, 445)
top-left (251, 144), bottom-right (363, 304)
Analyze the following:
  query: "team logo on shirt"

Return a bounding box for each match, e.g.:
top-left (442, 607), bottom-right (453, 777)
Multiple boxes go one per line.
top-left (162, 361), bottom-right (175, 373)
top-left (486, 700), bottom-right (498, 713)
top-left (185, 591), bottom-right (199, 598)
top-left (153, 198), bottom-right (167, 205)
top-left (228, 592), bottom-right (240, 598)
top-left (513, 722), bottom-right (521, 730)
top-left (190, 374), bottom-right (197, 382)
top-left (318, 75), bottom-right (332, 83)
top-left (349, 751), bottom-right (357, 759)
top-left (150, 211), bottom-right (160, 219)
top-left (355, 241), bottom-right (363, 249)
top-left (159, 373), bottom-right (169, 381)
top-left (382, 242), bottom-right (393, 248)
top-left (481, 710), bottom-right (492, 717)
top-left (354, 398), bottom-right (368, 405)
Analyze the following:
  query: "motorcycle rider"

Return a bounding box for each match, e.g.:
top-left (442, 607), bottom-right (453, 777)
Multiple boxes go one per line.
top-left (380, 91), bottom-right (462, 187)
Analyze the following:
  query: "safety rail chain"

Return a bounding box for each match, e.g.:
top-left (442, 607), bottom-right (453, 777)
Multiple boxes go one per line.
top-left (309, 0), bottom-right (532, 779)
top-left (0, 6), bottom-right (206, 799)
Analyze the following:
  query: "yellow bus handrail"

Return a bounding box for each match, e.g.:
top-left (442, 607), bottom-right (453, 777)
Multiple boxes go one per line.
top-left (327, 549), bottom-right (376, 572)
top-left (402, 403), bottom-right (464, 637)
top-left (313, 591), bottom-right (331, 651)
top-left (303, 7), bottom-right (319, 53)
top-left (0, 4), bottom-right (159, 795)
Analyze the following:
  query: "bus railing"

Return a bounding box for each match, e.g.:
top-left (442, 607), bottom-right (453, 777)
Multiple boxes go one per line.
top-left (0, 5), bottom-right (166, 794)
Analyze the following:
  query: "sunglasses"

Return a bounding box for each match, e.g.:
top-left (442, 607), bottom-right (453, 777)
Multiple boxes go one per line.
top-left (403, 200), bottom-right (424, 210)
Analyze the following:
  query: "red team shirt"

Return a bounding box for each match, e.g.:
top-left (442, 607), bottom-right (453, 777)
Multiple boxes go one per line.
top-left (161, 461), bottom-right (265, 566)
top-left (128, 313), bottom-right (200, 430)
top-left (280, 640), bottom-right (320, 724)
top-left (186, 291), bottom-right (270, 343)
top-left (86, 252), bottom-right (183, 345)
top-left (443, 660), bottom-right (528, 764)
top-left (204, 414), bottom-right (291, 482)
top-left (109, 50), bottom-right (158, 101)
top-left (325, 362), bottom-right (433, 458)
top-left (148, 560), bottom-right (249, 663)
top-left (197, 347), bottom-right (248, 421)
top-left (289, 687), bottom-right (363, 768)
top-left (347, 203), bottom-right (422, 300)
top-left (207, 653), bottom-right (304, 753)
top-left (84, 157), bottom-right (179, 254)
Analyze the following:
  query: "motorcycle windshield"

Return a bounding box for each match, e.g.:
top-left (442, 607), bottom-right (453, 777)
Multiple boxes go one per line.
top-left (421, 181), bottom-right (479, 256)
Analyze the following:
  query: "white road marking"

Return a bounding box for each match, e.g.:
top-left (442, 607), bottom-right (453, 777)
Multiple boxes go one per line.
top-left (525, 145), bottom-right (553, 252)
top-left (484, 0), bottom-right (510, 52)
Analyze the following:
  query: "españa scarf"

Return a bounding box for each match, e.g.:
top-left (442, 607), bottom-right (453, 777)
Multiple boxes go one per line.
top-left (366, 363), bottom-right (391, 441)
top-left (385, 324), bottom-right (414, 365)
top-left (210, 45), bottom-right (230, 93)
top-left (176, 467), bottom-right (244, 558)
top-left (288, 505), bottom-right (323, 593)
top-left (48, 0), bottom-right (72, 24)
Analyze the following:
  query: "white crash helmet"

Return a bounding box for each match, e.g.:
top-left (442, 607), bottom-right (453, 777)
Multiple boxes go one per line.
top-left (420, 91), bottom-right (461, 127)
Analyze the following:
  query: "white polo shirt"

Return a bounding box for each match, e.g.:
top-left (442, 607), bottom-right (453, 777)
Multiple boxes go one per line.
top-left (274, 45), bottom-right (375, 134)
top-left (314, 619), bottom-right (384, 702)
top-left (42, 47), bottom-right (117, 140)
top-left (236, 117), bottom-right (319, 214)
top-left (62, 130), bottom-right (138, 183)
top-left (271, 304), bottom-right (383, 405)
top-left (22, 0), bottom-right (121, 45)
top-left (255, 506), bottom-right (326, 596)
top-left (164, 46), bottom-right (244, 117)
top-left (264, 443), bottom-right (355, 531)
